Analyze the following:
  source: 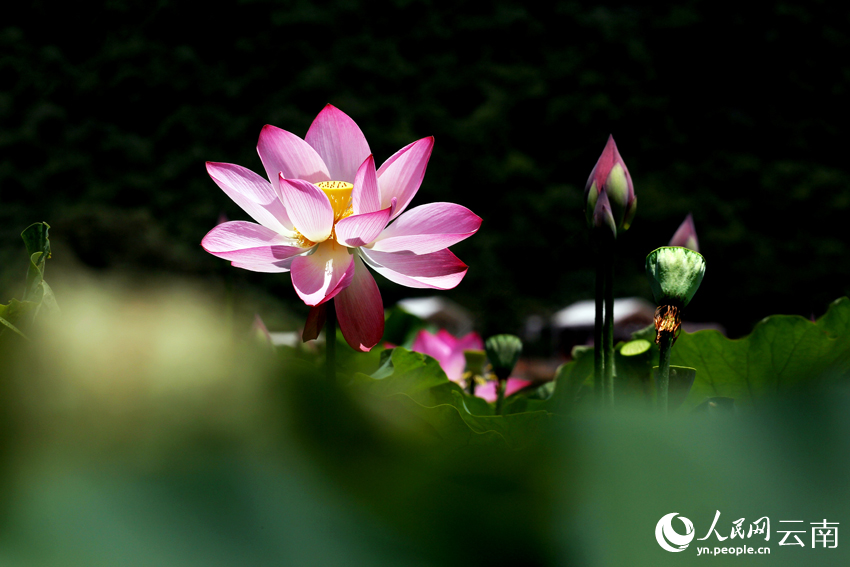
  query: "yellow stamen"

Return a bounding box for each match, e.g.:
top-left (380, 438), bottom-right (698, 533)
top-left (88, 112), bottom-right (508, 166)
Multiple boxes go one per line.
top-left (654, 304), bottom-right (682, 345)
top-left (293, 229), bottom-right (315, 248)
top-left (316, 181), bottom-right (355, 222)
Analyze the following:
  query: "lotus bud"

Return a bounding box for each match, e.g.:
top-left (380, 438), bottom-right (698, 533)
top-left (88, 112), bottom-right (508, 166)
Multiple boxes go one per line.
top-left (645, 246), bottom-right (706, 344)
top-left (668, 214), bottom-right (699, 252)
top-left (590, 189), bottom-right (618, 238)
top-left (484, 334), bottom-right (523, 382)
top-left (585, 135), bottom-right (636, 236)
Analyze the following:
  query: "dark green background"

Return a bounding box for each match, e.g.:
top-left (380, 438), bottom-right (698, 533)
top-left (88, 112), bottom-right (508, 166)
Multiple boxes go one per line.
top-left (3, 0), bottom-right (849, 340)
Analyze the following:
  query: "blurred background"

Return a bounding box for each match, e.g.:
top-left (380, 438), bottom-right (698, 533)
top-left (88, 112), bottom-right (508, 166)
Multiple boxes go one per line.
top-left (3, 3), bottom-right (850, 565)
top-left (4, 0), bottom-right (849, 348)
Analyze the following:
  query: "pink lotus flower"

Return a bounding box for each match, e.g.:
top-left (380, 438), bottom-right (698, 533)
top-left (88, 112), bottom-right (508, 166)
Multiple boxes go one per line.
top-left (411, 329), bottom-right (484, 383)
top-left (202, 105), bottom-right (481, 352)
top-left (410, 329), bottom-right (532, 403)
top-left (473, 378), bottom-right (533, 404)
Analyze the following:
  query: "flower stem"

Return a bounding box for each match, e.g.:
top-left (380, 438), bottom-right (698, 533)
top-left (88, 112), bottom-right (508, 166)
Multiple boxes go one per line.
top-left (326, 299), bottom-right (337, 382)
top-left (657, 331), bottom-right (673, 414)
top-left (495, 378), bottom-right (506, 416)
top-left (594, 248), bottom-right (604, 405)
top-left (603, 246), bottom-right (615, 407)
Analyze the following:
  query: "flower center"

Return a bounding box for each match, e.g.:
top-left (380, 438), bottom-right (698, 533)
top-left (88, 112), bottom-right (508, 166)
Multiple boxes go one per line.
top-left (316, 181), bottom-right (354, 223)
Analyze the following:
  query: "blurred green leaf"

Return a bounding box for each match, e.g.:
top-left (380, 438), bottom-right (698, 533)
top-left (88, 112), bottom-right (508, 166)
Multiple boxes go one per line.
top-left (0, 314), bottom-right (29, 341)
top-left (0, 299), bottom-right (39, 340)
top-left (23, 251), bottom-right (45, 303)
top-left (21, 222), bottom-right (51, 258)
top-left (0, 222), bottom-right (57, 340)
top-left (693, 396), bottom-right (736, 415)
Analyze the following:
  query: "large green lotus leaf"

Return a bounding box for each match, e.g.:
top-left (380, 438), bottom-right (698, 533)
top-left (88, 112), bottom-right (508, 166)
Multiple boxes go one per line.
top-left (651, 365), bottom-right (696, 411)
top-left (382, 393), bottom-right (549, 449)
top-left (363, 347), bottom-right (494, 414)
top-left (673, 297), bottom-right (850, 408)
top-left (359, 347), bottom-right (459, 400)
top-left (355, 347), bottom-right (550, 447)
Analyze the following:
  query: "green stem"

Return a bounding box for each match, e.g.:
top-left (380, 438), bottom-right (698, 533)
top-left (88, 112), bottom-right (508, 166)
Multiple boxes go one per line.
top-left (594, 247), bottom-right (604, 404)
top-left (495, 378), bottom-right (506, 416)
top-left (224, 269), bottom-right (234, 342)
top-left (657, 331), bottom-right (673, 414)
top-left (603, 246), bottom-right (615, 407)
top-left (326, 299), bottom-right (337, 382)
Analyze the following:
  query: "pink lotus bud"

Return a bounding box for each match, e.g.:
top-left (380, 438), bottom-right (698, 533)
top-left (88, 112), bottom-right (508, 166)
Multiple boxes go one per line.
top-left (590, 188), bottom-right (617, 238)
top-left (585, 135), bottom-right (636, 236)
top-left (668, 213), bottom-right (699, 252)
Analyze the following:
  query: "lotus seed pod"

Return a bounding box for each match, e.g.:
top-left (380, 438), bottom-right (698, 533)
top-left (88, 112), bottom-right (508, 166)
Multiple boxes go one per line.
top-left (484, 334), bottom-right (523, 381)
top-left (645, 246), bottom-right (706, 307)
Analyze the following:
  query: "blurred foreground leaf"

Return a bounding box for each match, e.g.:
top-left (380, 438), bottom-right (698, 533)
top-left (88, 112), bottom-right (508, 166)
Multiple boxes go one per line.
top-left (1, 282), bottom-right (850, 566)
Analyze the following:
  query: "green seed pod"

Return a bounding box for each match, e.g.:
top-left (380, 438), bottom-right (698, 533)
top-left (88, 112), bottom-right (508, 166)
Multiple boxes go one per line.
top-left (645, 246), bottom-right (706, 307)
top-left (484, 334), bottom-right (523, 381)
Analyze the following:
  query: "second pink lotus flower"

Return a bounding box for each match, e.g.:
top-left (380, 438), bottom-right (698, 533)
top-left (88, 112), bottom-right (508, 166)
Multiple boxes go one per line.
top-left (202, 105), bottom-right (481, 352)
top-left (411, 329), bottom-right (532, 403)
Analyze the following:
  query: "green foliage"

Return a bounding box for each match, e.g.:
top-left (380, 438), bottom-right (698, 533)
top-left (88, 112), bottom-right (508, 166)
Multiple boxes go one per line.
top-left (473, 296), bottom-right (850, 414)
top-left (0, 222), bottom-right (58, 341)
top-left (1, 283), bottom-right (850, 565)
top-left (337, 295), bottom-right (850, 421)
top-left (675, 297), bottom-right (850, 409)
top-left (354, 347), bottom-right (550, 449)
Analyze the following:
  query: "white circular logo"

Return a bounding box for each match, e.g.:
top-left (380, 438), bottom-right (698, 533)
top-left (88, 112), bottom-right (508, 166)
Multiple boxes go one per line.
top-left (655, 512), bottom-right (695, 552)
